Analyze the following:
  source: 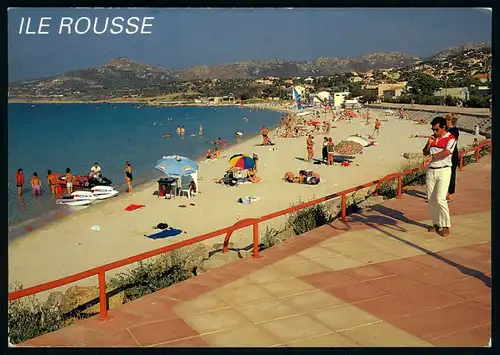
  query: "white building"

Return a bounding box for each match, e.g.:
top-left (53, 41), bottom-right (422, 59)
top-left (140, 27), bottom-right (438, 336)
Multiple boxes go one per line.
top-left (313, 91), bottom-right (332, 105)
top-left (333, 92), bottom-right (350, 107)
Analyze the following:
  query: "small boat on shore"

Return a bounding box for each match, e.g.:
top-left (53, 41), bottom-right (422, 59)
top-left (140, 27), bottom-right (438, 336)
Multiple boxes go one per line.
top-left (56, 191), bottom-right (97, 206)
top-left (54, 173), bottom-right (112, 189)
top-left (90, 186), bottom-right (119, 200)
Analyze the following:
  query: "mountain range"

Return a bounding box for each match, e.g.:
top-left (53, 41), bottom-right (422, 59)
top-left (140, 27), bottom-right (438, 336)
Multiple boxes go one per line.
top-left (8, 42), bottom-right (490, 100)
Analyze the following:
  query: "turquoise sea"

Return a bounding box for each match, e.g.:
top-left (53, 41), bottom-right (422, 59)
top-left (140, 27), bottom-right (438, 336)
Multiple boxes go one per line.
top-left (8, 103), bottom-right (281, 237)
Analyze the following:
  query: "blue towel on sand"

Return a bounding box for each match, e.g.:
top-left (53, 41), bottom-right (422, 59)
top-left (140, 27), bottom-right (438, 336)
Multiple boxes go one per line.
top-left (145, 228), bottom-right (182, 240)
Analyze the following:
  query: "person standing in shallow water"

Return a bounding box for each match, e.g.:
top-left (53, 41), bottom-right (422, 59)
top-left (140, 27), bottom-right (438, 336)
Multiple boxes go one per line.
top-left (125, 161), bottom-right (133, 194)
top-left (65, 168), bottom-right (75, 194)
top-left (15, 168), bottom-right (24, 196)
top-left (47, 170), bottom-right (59, 195)
top-left (31, 172), bottom-right (41, 196)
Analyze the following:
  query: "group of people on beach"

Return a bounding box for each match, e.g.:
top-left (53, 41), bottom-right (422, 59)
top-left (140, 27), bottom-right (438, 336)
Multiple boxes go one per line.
top-left (15, 160), bottom-right (134, 197)
top-left (15, 168), bottom-right (75, 197)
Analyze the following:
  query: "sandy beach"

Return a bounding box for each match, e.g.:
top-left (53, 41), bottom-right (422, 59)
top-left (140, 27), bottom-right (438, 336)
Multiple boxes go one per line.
top-left (8, 107), bottom-right (481, 295)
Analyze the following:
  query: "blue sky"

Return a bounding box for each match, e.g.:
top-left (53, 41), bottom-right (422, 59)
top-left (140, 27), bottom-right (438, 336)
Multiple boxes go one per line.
top-left (8, 8), bottom-right (491, 82)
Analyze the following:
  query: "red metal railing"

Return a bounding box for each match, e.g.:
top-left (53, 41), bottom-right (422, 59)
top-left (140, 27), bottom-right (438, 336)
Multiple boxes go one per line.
top-left (459, 139), bottom-right (492, 171)
top-left (8, 140), bottom-right (492, 320)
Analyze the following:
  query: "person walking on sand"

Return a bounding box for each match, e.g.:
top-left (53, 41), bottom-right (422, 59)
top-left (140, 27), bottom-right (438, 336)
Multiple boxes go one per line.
top-left (446, 115), bottom-right (460, 202)
top-left (306, 135), bottom-right (314, 162)
top-left (65, 168), bottom-right (75, 194)
top-left (422, 116), bottom-right (456, 237)
top-left (322, 137), bottom-right (328, 163)
top-left (261, 126), bottom-right (269, 145)
top-left (373, 119), bottom-right (381, 136)
top-left (15, 168), bottom-right (24, 196)
top-left (327, 137), bottom-right (335, 165)
top-left (31, 172), bottom-right (41, 196)
top-left (125, 161), bottom-right (133, 194)
top-left (47, 170), bottom-right (59, 195)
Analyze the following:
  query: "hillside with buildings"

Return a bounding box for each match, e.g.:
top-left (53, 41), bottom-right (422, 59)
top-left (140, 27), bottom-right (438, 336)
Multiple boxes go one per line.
top-left (8, 43), bottom-right (491, 108)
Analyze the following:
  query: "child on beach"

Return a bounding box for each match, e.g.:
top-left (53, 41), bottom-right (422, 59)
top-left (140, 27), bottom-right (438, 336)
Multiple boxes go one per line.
top-left (213, 147), bottom-right (221, 159)
top-left (327, 138), bottom-right (335, 165)
top-left (31, 172), bottom-right (41, 196)
top-left (373, 119), bottom-right (381, 136)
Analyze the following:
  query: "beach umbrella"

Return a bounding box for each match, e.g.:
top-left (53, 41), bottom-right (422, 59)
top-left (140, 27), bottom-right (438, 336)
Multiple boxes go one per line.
top-left (228, 154), bottom-right (255, 170)
top-left (335, 141), bottom-right (364, 155)
top-left (155, 155), bottom-right (199, 176)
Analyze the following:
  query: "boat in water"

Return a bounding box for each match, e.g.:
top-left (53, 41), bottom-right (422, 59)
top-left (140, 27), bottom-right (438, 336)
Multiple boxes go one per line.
top-left (56, 191), bottom-right (97, 206)
top-left (90, 186), bottom-right (119, 200)
top-left (54, 173), bottom-right (112, 189)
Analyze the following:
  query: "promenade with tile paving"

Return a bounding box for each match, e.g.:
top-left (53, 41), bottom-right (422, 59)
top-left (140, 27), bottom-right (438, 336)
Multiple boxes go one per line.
top-left (21, 156), bottom-right (491, 347)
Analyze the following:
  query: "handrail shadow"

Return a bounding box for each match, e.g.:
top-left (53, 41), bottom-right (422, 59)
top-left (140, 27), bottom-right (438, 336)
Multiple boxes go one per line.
top-left (333, 211), bottom-right (491, 288)
top-left (403, 189), bottom-right (427, 200)
top-left (369, 204), bottom-right (429, 230)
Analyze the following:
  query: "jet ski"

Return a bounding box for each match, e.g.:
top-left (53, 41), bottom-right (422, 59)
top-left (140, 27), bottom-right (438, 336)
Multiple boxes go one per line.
top-left (55, 173), bottom-right (112, 189)
top-left (56, 191), bottom-right (97, 206)
top-left (90, 186), bottom-right (119, 200)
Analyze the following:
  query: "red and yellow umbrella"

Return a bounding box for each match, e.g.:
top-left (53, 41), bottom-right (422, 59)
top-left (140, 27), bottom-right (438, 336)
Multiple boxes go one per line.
top-left (228, 154), bottom-right (255, 170)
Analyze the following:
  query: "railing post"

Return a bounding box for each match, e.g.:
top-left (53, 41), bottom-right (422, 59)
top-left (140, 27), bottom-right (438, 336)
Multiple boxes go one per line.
top-left (459, 152), bottom-right (464, 171)
top-left (98, 271), bottom-right (108, 320)
top-left (475, 147), bottom-right (480, 162)
top-left (252, 222), bottom-right (259, 259)
top-left (397, 175), bottom-right (402, 199)
top-left (341, 193), bottom-right (347, 222)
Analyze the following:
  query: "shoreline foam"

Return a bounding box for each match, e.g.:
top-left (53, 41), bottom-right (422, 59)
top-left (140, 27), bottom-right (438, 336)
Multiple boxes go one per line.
top-left (8, 104), bottom-right (290, 240)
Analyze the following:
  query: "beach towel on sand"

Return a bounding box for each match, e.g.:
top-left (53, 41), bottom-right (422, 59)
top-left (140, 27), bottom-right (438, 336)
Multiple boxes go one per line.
top-left (124, 204), bottom-right (145, 211)
top-left (237, 196), bottom-right (261, 204)
top-left (145, 228), bottom-right (182, 240)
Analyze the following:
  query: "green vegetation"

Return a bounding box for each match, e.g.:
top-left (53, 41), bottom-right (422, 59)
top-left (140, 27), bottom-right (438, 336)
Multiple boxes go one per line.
top-left (106, 253), bottom-right (191, 303)
top-left (286, 200), bottom-right (334, 235)
top-left (260, 227), bottom-right (284, 250)
top-left (8, 252), bottom-right (191, 345)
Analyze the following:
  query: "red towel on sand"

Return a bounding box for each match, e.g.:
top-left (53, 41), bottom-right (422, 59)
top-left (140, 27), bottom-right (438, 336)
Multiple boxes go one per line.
top-left (124, 204), bottom-right (145, 211)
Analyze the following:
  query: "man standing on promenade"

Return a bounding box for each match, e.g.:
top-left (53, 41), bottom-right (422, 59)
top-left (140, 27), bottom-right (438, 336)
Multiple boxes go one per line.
top-left (422, 116), bottom-right (457, 237)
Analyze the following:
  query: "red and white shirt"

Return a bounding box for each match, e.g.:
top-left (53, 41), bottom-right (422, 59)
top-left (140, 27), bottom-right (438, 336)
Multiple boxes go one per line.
top-left (429, 132), bottom-right (456, 168)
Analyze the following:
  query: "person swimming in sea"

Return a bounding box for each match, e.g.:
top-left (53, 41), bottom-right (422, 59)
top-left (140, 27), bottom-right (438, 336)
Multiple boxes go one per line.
top-left (163, 133), bottom-right (171, 138)
top-left (176, 126), bottom-right (181, 135)
top-left (212, 137), bottom-right (228, 145)
top-left (180, 126), bottom-right (186, 135)
top-left (199, 124), bottom-right (203, 135)
top-left (243, 117), bottom-right (248, 122)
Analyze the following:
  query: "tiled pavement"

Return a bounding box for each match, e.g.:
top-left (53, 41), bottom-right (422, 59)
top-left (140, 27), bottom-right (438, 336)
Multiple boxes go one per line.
top-left (21, 157), bottom-right (491, 347)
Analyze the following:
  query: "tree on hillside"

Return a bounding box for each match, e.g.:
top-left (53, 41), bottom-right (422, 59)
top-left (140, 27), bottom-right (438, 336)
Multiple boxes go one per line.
top-left (406, 73), bottom-right (443, 96)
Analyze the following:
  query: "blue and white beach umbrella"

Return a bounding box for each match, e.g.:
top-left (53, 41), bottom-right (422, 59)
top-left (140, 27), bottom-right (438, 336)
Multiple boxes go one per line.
top-left (155, 155), bottom-right (199, 176)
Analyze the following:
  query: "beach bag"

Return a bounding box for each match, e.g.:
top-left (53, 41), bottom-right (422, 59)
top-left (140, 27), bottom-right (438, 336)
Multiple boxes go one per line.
top-left (154, 222), bottom-right (169, 230)
top-left (305, 176), bottom-right (320, 185)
